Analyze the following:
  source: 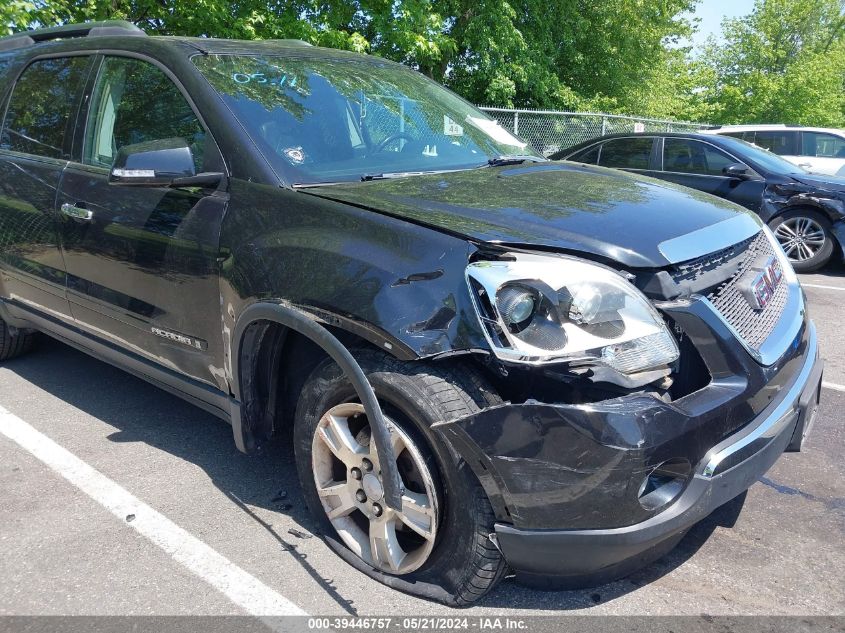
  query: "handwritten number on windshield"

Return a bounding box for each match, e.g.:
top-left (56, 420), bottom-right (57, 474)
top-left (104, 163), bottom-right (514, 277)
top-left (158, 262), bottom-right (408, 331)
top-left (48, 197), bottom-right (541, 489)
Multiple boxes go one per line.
top-left (232, 72), bottom-right (297, 89)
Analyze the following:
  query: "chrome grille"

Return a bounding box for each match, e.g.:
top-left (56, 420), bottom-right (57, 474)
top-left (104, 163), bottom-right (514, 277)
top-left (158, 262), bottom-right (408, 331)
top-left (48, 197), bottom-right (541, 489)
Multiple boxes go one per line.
top-left (702, 231), bottom-right (789, 351)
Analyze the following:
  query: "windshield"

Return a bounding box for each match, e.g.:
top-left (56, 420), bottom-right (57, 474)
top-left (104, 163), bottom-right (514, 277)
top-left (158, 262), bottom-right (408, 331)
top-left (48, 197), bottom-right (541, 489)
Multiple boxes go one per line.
top-left (193, 54), bottom-right (541, 184)
top-left (717, 135), bottom-right (806, 176)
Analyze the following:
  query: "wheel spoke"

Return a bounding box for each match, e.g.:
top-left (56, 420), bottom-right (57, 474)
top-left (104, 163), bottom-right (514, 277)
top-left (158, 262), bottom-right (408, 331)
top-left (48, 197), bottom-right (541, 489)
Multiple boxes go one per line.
top-left (798, 243), bottom-right (811, 260)
top-left (398, 490), bottom-right (436, 540)
top-left (317, 481), bottom-right (358, 520)
top-left (369, 519), bottom-right (404, 572)
top-left (776, 223), bottom-right (797, 239)
top-left (317, 414), bottom-right (367, 465)
top-left (783, 242), bottom-right (799, 257)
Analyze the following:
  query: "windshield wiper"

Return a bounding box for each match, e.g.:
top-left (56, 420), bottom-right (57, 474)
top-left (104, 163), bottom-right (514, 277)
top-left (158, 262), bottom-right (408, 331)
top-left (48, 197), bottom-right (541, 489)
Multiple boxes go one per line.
top-left (486, 155), bottom-right (549, 167)
top-left (361, 168), bottom-right (473, 181)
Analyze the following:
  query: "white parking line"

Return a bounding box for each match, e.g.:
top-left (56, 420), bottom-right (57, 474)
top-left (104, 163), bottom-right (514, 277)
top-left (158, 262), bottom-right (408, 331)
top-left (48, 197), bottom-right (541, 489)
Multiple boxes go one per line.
top-left (802, 282), bottom-right (845, 291)
top-left (0, 404), bottom-right (307, 618)
top-left (822, 381), bottom-right (845, 393)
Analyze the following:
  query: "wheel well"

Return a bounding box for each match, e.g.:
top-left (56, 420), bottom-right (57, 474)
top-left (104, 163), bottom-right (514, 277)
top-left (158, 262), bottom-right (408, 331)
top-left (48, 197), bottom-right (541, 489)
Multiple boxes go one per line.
top-left (237, 319), bottom-right (393, 445)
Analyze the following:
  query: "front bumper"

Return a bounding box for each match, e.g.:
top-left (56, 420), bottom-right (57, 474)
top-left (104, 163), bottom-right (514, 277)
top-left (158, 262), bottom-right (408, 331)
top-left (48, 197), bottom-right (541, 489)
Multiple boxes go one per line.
top-left (434, 320), bottom-right (822, 588)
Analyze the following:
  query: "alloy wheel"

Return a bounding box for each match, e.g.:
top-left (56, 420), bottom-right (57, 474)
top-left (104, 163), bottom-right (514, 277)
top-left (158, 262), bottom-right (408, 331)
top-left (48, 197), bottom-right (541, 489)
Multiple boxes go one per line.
top-left (311, 402), bottom-right (438, 575)
top-left (774, 216), bottom-right (826, 262)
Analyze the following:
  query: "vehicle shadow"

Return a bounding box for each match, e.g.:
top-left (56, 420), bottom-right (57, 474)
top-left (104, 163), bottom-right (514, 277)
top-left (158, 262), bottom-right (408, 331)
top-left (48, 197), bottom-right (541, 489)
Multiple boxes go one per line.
top-left (4, 340), bottom-right (748, 613)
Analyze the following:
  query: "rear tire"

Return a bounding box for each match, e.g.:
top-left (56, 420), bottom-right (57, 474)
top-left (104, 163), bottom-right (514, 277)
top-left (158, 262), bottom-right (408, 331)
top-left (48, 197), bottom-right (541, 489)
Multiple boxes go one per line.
top-left (293, 349), bottom-right (507, 606)
top-left (0, 318), bottom-right (35, 361)
top-left (769, 209), bottom-right (835, 273)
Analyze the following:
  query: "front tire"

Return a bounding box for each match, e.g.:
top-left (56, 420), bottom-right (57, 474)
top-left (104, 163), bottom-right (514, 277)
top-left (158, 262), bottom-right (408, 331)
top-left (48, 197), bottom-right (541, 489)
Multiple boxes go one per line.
top-left (293, 350), bottom-right (507, 606)
top-left (769, 210), bottom-right (835, 273)
top-left (0, 318), bottom-right (35, 361)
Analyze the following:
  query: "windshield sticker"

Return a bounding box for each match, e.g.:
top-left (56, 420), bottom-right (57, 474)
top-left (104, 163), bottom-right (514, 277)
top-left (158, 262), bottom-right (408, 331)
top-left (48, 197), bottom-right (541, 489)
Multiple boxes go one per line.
top-left (231, 71), bottom-right (299, 90)
top-left (466, 116), bottom-right (527, 148)
top-left (443, 115), bottom-right (464, 136)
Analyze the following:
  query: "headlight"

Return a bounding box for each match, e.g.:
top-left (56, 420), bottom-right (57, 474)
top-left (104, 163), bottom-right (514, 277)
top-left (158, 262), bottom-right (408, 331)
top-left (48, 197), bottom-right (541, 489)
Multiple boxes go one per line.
top-left (466, 253), bottom-right (679, 373)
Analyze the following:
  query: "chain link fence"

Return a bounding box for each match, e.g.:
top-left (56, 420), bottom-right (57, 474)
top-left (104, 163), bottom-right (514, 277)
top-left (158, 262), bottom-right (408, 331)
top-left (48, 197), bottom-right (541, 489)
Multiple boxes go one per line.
top-left (478, 107), bottom-right (707, 157)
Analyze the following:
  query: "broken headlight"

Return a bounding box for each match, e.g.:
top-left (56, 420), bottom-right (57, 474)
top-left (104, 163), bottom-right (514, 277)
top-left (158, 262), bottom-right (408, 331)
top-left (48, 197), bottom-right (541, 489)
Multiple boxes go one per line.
top-left (466, 253), bottom-right (679, 373)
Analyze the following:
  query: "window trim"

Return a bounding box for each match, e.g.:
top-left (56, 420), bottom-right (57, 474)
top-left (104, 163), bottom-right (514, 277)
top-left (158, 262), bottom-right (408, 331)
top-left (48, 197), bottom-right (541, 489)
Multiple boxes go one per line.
top-left (72, 50), bottom-right (226, 177)
top-left (0, 51), bottom-right (97, 166)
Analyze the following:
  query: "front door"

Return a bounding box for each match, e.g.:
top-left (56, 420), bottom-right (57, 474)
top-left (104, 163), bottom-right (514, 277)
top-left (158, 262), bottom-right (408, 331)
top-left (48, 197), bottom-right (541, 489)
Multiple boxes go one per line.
top-left (658, 137), bottom-right (766, 212)
top-left (56, 54), bottom-right (228, 389)
top-left (0, 56), bottom-right (92, 319)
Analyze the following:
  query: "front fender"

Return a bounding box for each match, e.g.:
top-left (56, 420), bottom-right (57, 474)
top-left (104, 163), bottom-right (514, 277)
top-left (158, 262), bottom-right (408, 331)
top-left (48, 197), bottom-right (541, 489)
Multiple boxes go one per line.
top-left (219, 180), bottom-right (489, 363)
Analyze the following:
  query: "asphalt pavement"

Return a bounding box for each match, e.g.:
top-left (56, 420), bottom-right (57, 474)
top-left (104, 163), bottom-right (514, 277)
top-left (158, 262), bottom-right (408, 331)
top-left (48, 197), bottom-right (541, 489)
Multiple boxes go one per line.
top-left (0, 269), bottom-right (843, 619)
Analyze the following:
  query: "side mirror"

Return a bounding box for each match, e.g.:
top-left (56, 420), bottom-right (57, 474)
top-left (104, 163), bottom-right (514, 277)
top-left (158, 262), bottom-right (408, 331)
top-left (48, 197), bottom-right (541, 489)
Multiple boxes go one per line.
top-left (722, 163), bottom-right (751, 180)
top-left (109, 138), bottom-right (222, 188)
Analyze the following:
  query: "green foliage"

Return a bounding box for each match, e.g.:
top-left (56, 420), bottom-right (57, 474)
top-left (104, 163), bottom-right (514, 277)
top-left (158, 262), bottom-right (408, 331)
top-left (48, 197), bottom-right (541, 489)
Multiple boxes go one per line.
top-left (2, 0), bottom-right (844, 126)
top-left (697, 0), bottom-right (845, 126)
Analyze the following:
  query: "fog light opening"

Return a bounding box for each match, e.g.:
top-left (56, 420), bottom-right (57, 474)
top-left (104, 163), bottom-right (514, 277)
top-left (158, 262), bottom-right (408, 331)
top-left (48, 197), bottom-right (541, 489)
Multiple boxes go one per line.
top-left (638, 458), bottom-right (691, 512)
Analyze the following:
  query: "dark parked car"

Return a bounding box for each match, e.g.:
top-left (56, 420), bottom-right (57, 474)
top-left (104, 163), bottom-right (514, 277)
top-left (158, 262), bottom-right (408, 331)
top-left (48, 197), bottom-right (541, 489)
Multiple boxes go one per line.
top-left (0, 22), bottom-right (823, 605)
top-left (552, 132), bottom-right (845, 272)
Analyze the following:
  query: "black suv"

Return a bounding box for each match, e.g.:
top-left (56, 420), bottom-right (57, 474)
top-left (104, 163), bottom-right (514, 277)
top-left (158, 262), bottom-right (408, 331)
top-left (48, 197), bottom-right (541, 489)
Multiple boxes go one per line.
top-left (0, 22), bottom-right (823, 605)
top-left (553, 132), bottom-right (845, 273)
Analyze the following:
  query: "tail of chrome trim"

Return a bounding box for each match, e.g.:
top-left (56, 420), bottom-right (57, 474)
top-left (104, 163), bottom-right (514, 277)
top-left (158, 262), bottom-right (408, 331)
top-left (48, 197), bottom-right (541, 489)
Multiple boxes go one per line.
top-left (701, 321), bottom-right (818, 478)
top-left (658, 215), bottom-right (762, 264)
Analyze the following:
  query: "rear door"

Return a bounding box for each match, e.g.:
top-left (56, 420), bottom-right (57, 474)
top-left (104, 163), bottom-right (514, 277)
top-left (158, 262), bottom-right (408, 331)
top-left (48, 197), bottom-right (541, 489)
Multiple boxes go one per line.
top-left (799, 131), bottom-right (845, 176)
top-left (56, 54), bottom-right (228, 389)
top-left (657, 137), bottom-right (766, 212)
top-left (0, 55), bottom-right (92, 318)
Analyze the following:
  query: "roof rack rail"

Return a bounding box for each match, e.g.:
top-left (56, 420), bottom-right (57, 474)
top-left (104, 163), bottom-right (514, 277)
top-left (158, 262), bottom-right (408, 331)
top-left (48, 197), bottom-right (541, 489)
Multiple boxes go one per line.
top-left (0, 20), bottom-right (145, 53)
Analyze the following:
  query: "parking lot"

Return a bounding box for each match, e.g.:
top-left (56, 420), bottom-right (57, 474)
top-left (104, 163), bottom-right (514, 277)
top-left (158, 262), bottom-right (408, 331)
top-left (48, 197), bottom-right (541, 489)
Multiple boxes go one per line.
top-left (0, 271), bottom-right (843, 619)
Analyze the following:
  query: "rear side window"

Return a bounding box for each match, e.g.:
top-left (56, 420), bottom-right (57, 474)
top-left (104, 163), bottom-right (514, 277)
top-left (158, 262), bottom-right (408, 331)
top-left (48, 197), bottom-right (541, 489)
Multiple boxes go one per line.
top-left (663, 138), bottom-right (736, 176)
top-left (752, 131), bottom-right (798, 155)
top-left (802, 131), bottom-right (845, 158)
top-left (598, 137), bottom-right (653, 169)
top-left (83, 56), bottom-right (206, 170)
top-left (567, 144), bottom-right (600, 164)
top-left (0, 56), bottom-right (90, 159)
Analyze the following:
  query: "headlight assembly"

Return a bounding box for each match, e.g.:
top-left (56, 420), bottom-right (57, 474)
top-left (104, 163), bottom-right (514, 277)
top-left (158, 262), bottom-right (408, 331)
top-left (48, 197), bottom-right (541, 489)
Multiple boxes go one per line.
top-left (466, 253), bottom-right (679, 374)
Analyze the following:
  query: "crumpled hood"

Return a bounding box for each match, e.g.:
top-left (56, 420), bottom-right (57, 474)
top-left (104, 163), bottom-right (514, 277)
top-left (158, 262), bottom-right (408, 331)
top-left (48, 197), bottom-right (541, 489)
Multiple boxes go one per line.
top-left (304, 162), bottom-right (758, 268)
top-left (791, 173), bottom-right (845, 194)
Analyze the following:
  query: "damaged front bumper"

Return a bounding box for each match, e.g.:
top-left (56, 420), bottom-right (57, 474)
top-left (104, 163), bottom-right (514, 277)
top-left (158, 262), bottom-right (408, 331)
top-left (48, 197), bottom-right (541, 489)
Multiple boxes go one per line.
top-left (434, 320), bottom-right (822, 588)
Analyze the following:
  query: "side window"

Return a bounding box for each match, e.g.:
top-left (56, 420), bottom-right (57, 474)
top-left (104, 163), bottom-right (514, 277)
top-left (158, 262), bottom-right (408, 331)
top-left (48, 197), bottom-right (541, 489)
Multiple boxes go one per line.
top-left (598, 137), bottom-right (654, 169)
top-left (1, 56), bottom-right (91, 159)
top-left (663, 138), bottom-right (736, 176)
top-left (567, 144), bottom-right (600, 164)
top-left (84, 57), bottom-right (206, 170)
top-left (802, 132), bottom-right (845, 158)
top-left (753, 131), bottom-right (798, 155)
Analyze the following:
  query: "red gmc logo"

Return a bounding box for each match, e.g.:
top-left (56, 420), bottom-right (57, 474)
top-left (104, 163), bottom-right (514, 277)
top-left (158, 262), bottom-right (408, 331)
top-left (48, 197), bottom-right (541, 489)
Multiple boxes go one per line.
top-left (742, 256), bottom-right (783, 311)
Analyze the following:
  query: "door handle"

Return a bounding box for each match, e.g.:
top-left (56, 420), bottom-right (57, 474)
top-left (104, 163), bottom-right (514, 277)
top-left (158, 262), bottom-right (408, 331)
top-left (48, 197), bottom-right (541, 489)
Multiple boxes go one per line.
top-left (60, 203), bottom-right (93, 221)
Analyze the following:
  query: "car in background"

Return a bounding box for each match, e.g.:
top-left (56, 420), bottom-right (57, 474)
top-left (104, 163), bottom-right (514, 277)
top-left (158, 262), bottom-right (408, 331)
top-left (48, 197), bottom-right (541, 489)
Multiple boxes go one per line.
top-left (704, 124), bottom-right (845, 178)
top-left (552, 132), bottom-right (845, 272)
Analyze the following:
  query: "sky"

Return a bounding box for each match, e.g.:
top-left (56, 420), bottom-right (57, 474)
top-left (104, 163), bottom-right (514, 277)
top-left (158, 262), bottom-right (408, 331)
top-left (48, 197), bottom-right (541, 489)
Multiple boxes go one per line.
top-left (681, 0), bottom-right (757, 50)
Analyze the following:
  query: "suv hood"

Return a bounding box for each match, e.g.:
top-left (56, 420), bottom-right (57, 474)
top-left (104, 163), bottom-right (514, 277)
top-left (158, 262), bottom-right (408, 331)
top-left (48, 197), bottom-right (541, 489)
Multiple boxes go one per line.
top-left (304, 163), bottom-right (759, 268)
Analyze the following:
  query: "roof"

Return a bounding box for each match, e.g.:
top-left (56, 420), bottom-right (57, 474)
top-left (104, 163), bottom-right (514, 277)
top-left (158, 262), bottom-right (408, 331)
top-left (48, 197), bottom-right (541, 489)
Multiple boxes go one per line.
top-left (707, 124), bottom-right (845, 135)
top-left (0, 20), bottom-right (350, 59)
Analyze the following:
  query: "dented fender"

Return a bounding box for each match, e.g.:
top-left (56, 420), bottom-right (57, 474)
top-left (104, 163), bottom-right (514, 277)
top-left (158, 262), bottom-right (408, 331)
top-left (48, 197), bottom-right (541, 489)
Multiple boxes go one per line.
top-left (219, 179), bottom-right (490, 366)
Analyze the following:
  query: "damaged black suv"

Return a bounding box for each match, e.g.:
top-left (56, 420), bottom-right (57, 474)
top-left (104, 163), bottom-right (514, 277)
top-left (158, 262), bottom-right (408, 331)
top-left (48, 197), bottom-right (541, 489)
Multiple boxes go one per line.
top-left (0, 21), bottom-right (823, 606)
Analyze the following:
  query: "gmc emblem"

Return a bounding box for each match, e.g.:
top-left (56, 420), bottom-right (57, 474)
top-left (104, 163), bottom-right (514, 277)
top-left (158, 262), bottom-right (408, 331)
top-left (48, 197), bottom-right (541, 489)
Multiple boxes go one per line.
top-left (740, 256), bottom-right (784, 311)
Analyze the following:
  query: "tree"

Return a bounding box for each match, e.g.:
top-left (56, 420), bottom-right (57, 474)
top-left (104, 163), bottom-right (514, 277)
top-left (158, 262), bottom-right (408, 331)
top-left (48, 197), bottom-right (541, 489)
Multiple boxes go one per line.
top-left (698, 0), bottom-right (845, 126)
top-left (1, 0), bottom-right (697, 117)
